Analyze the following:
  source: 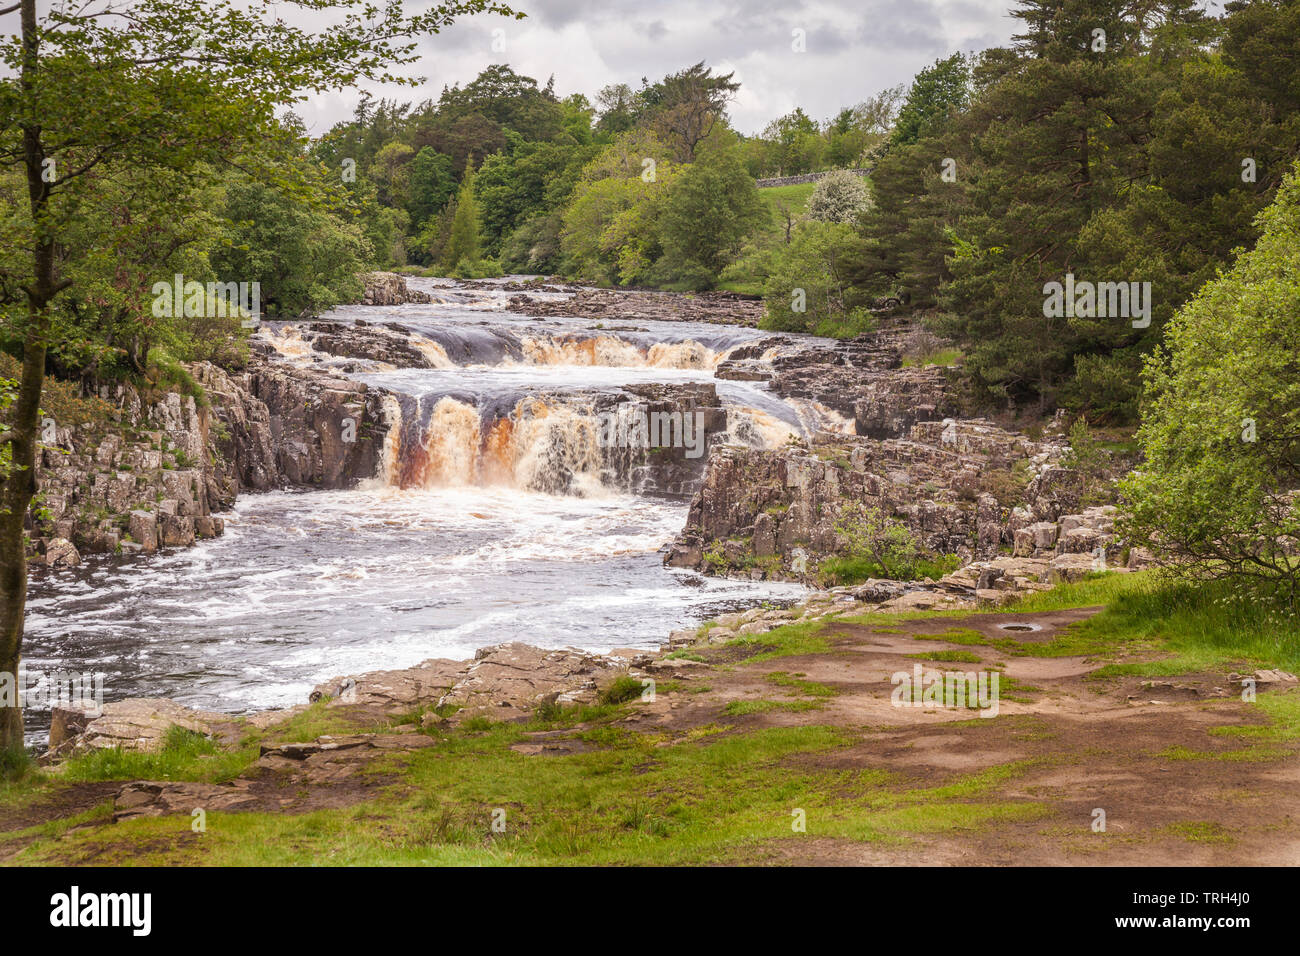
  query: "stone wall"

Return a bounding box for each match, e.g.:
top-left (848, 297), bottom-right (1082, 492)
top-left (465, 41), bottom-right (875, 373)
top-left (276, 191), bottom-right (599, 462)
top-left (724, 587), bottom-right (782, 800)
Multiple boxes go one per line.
top-left (756, 168), bottom-right (871, 188)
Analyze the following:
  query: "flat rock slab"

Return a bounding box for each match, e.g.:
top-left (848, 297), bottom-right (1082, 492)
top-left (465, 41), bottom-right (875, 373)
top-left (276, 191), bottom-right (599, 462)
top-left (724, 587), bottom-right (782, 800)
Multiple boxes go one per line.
top-left (439, 642), bottom-right (629, 721)
top-left (114, 781), bottom-right (261, 822)
top-left (55, 698), bottom-right (233, 756)
top-left (310, 658), bottom-right (465, 717)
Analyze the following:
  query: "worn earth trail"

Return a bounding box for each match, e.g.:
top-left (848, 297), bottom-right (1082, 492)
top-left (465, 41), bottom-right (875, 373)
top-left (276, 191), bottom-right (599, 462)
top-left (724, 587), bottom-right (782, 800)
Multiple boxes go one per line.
top-left (3, 606), bottom-right (1298, 865)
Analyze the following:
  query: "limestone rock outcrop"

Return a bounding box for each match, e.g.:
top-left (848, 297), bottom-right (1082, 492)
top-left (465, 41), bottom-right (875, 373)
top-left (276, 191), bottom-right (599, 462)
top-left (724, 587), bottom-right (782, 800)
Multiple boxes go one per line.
top-left (663, 417), bottom-right (1128, 583)
top-left (359, 271), bottom-right (432, 306)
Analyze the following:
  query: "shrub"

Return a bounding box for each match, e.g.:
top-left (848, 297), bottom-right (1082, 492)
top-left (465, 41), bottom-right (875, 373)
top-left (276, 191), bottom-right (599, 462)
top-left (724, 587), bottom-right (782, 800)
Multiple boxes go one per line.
top-left (806, 169), bottom-right (872, 224)
top-left (832, 502), bottom-right (929, 579)
top-left (598, 674), bottom-right (645, 706)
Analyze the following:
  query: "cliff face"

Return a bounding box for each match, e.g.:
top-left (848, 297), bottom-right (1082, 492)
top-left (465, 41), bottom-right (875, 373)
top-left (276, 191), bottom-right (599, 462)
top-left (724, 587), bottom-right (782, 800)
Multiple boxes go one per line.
top-left (29, 355), bottom-right (390, 568)
top-left (197, 354), bottom-right (387, 492)
top-left (663, 418), bottom-right (1126, 583)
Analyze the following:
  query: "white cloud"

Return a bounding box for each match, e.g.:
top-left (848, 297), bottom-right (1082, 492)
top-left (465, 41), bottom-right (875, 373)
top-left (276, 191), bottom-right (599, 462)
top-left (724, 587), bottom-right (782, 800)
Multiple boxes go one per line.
top-left (297, 0), bottom-right (1019, 135)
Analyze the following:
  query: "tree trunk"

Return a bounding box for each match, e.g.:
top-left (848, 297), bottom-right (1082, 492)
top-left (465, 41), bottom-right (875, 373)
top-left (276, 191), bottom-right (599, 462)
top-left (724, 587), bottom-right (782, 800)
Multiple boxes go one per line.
top-left (0, 324), bottom-right (46, 752)
top-left (1, 0), bottom-right (53, 754)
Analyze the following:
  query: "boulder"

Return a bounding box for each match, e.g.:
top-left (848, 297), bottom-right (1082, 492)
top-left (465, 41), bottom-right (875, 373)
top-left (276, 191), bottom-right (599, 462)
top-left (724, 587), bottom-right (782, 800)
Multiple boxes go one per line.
top-left (128, 511), bottom-right (158, 552)
top-left (41, 537), bottom-right (80, 568)
top-left (51, 697), bottom-right (230, 755)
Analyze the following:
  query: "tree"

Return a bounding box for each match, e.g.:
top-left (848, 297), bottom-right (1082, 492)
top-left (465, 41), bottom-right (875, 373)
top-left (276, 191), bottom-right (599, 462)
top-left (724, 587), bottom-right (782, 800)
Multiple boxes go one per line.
top-left (889, 53), bottom-right (970, 147)
top-left (442, 159), bottom-right (483, 271)
top-left (655, 149), bottom-right (767, 288)
top-left (369, 141), bottom-right (415, 209)
top-left (0, 0), bottom-right (518, 754)
top-left (832, 502), bottom-right (926, 579)
top-left (595, 83), bottom-right (640, 136)
top-left (211, 177), bottom-right (370, 317)
top-left (1120, 162), bottom-right (1300, 601)
top-left (761, 221), bottom-right (871, 338)
top-left (407, 147), bottom-right (456, 227)
top-left (642, 62), bottom-right (740, 162)
top-left (761, 108), bottom-right (823, 175)
top-left (436, 64), bottom-right (563, 143)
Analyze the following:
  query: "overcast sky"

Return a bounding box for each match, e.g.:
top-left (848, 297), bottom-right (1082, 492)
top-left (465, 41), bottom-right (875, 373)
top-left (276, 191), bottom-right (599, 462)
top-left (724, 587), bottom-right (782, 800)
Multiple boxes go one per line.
top-left (297, 0), bottom-right (1026, 136)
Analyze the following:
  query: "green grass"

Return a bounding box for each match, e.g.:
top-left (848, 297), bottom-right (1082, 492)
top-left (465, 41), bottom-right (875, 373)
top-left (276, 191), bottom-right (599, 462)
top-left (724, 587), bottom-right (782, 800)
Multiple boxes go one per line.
top-left (1161, 821), bottom-right (1234, 844)
top-left (1016, 573), bottom-right (1300, 671)
top-left (722, 616), bottom-right (834, 662)
top-left (722, 699), bottom-right (824, 716)
top-left (758, 181), bottom-right (816, 216)
top-left (5, 719), bottom-right (1049, 866)
top-left (55, 726), bottom-right (257, 785)
top-left (766, 671), bottom-right (837, 698)
top-left (597, 674), bottom-right (646, 706)
top-left (911, 627), bottom-right (989, 646)
top-left (906, 650), bottom-right (984, 663)
top-left (818, 553), bottom-right (962, 586)
top-left (901, 347), bottom-right (962, 368)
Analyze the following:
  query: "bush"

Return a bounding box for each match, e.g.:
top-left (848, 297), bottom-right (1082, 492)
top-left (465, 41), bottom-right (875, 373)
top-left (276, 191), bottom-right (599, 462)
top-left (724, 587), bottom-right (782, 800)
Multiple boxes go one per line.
top-left (598, 674), bottom-right (646, 706)
top-left (450, 256), bottom-right (503, 280)
top-left (1120, 162), bottom-right (1300, 599)
top-left (761, 220), bottom-right (873, 338)
top-left (806, 169), bottom-right (872, 224)
top-left (832, 502), bottom-right (930, 579)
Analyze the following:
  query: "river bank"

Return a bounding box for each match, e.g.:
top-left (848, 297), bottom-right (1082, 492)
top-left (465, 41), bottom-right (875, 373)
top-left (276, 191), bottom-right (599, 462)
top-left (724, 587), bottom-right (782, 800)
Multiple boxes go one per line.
top-left (5, 572), bottom-right (1300, 865)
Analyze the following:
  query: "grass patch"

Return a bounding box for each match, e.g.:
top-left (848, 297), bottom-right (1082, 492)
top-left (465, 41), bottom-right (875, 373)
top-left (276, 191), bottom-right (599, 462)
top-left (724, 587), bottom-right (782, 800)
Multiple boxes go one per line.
top-left (1020, 574), bottom-right (1300, 671)
top-left (598, 674), bottom-right (647, 706)
top-left (724, 617), bottom-right (833, 662)
top-left (1162, 821), bottom-right (1234, 844)
top-left (765, 671), bottom-right (837, 698)
top-left (906, 650), bottom-right (984, 663)
top-left (55, 726), bottom-right (256, 784)
top-left (722, 699), bottom-right (824, 716)
top-left (900, 347), bottom-right (962, 368)
top-left (912, 628), bottom-right (988, 646)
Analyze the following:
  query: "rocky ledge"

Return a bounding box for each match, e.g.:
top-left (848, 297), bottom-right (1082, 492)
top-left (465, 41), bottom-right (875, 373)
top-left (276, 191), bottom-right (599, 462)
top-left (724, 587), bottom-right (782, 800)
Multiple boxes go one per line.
top-left (663, 417), bottom-right (1137, 583)
top-left (30, 352), bottom-right (390, 568)
top-left (359, 271), bottom-right (432, 306)
top-left (507, 287), bottom-right (763, 326)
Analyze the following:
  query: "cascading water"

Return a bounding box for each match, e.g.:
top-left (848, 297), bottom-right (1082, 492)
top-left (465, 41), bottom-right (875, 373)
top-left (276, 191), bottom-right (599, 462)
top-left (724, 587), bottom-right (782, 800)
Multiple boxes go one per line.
top-left (21, 277), bottom-right (844, 744)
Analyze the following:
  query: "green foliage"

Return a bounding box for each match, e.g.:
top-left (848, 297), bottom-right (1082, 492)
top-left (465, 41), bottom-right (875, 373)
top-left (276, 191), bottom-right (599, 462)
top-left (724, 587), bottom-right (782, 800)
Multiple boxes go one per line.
top-left (598, 674), bottom-right (646, 706)
top-left (889, 53), bottom-right (970, 147)
top-left (1120, 162), bottom-right (1300, 597)
top-left (820, 553), bottom-right (962, 586)
top-left (653, 148), bottom-right (767, 288)
top-left (442, 159), bottom-right (483, 271)
top-left (760, 220), bottom-right (873, 338)
top-left (855, 1), bottom-right (1300, 419)
top-left (211, 176), bottom-right (368, 318)
top-left (58, 725), bottom-right (255, 785)
top-left (831, 502), bottom-right (926, 579)
top-left (406, 147), bottom-right (456, 228)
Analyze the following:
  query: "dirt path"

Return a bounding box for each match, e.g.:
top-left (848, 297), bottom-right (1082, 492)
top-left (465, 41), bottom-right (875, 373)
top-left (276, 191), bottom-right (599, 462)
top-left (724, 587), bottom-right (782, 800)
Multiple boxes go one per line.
top-left (4, 606), bottom-right (1298, 866)
top-left (623, 607), bottom-right (1300, 865)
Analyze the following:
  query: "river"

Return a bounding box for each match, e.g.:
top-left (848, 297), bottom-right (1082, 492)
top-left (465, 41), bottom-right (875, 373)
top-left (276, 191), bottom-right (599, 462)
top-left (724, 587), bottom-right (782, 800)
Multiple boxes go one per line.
top-left (21, 278), bottom-right (841, 744)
